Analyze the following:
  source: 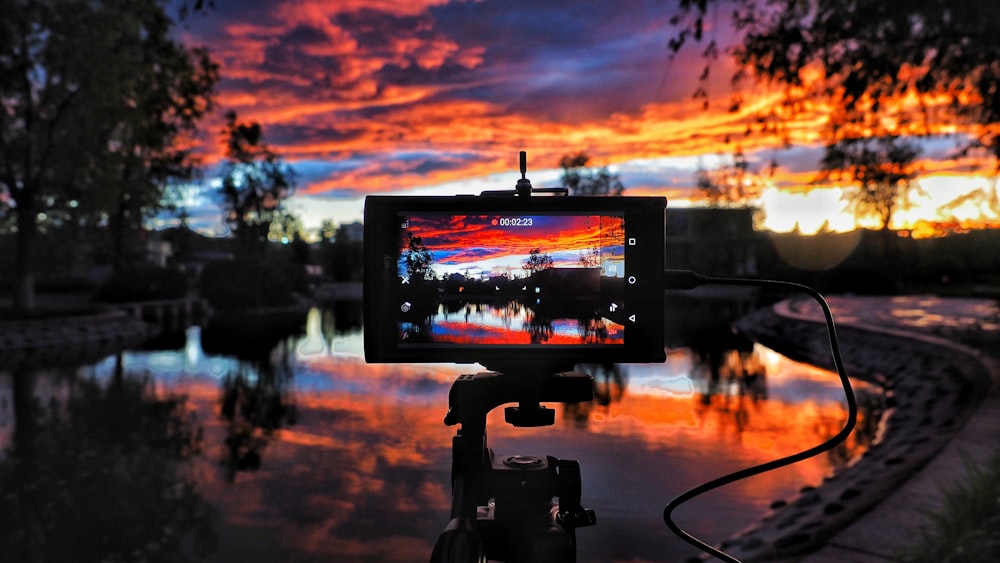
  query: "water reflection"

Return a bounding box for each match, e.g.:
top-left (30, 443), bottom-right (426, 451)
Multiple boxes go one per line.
top-left (402, 299), bottom-right (623, 345)
top-left (0, 302), bottom-right (880, 563)
top-left (219, 339), bottom-right (298, 481)
top-left (0, 367), bottom-right (214, 561)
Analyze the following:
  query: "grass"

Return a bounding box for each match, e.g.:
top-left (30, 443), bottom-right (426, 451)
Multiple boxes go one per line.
top-left (897, 452), bottom-right (1000, 562)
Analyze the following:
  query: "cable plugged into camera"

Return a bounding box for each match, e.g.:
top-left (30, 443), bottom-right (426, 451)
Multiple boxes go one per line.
top-left (661, 268), bottom-right (857, 563)
top-left (664, 269), bottom-right (709, 290)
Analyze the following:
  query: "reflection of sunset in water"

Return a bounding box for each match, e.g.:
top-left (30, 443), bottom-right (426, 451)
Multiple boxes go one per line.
top-left (2, 307), bottom-right (876, 563)
top-left (289, 334), bottom-right (868, 561)
top-left (403, 301), bottom-right (625, 345)
top-left (420, 317), bottom-right (623, 345)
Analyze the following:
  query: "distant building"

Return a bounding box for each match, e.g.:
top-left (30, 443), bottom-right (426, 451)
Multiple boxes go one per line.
top-left (145, 236), bottom-right (173, 268)
top-left (665, 207), bottom-right (762, 277)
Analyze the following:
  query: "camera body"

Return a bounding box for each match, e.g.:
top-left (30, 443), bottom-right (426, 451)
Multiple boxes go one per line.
top-left (363, 194), bottom-right (666, 370)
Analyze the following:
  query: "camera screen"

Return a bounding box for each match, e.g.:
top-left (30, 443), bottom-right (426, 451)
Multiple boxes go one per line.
top-left (364, 195), bottom-right (665, 368)
top-left (397, 213), bottom-right (627, 347)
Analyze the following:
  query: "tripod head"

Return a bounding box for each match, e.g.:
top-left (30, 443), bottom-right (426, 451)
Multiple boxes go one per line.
top-left (479, 150), bottom-right (568, 198)
top-left (431, 369), bottom-right (597, 563)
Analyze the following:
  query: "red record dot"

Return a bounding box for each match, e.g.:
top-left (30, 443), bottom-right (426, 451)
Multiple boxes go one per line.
top-left (491, 218), bottom-right (498, 225)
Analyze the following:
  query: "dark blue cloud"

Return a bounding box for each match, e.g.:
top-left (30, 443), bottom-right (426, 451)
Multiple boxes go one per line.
top-left (198, 0), bottom-right (683, 118)
top-left (426, 0), bottom-right (678, 121)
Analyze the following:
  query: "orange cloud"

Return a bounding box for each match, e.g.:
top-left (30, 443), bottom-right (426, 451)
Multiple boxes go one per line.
top-left (176, 1), bottom-right (1000, 237)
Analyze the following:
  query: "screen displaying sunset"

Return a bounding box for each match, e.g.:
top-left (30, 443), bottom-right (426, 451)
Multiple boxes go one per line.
top-left (396, 214), bottom-right (624, 282)
top-left (396, 213), bottom-right (626, 346)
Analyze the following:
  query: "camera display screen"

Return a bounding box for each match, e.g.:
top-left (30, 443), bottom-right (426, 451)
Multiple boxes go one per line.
top-left (397, 213), bottom-right (626, 347)
top-left (364, 195), bottom-right (666, 369)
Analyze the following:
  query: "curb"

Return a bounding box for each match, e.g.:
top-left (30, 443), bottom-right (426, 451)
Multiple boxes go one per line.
top-left (713, 301), bottom-right (997, 562)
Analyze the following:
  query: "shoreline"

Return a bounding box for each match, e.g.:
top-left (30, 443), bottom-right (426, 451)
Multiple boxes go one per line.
top-left (0, 310), bottom-right (151, 369)
top-left (719, 297), bottom-right (998, 562)
top-left (1, 293), bottom-right (997, 561)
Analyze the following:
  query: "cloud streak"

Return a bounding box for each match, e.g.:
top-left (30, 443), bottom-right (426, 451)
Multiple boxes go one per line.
top-left (180, 2), bottom-right (751, 187)
top-left (176, 0), bottom-right (998, 235)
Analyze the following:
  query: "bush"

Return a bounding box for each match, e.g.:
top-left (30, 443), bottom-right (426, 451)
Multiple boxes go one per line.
top-left (814, 265), bottom-right (897, 295)
top-left (98, 265), bottom-right (188, 303)
top-left (199, 260), bottom-right (298, 311)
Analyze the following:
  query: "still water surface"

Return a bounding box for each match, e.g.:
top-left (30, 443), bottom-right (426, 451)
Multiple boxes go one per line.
top-left (0, 303), bottom-right (877, 563)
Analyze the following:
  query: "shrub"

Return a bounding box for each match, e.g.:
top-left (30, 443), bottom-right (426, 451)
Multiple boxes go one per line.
top-left (897, 453), bottom-right (1000, 562)
top-left (98, 265), bottom-right (187, 303)
top-left (814, 265), bottom-right (897, 295)
top-left (199, 260), bottom-right (297, 311)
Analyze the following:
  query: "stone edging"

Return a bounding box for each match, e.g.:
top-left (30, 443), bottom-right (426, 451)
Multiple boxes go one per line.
top-left (0, 311), bottom-right (151, 369)
top-left (712, 303), bottom-right (993, 562)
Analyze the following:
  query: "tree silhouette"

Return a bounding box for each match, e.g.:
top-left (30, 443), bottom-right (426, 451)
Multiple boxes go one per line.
top-left (0, 0), bottom-right (217, 310)
top-left (559, 152), bottom-right (625, 196)
top-left (403, 231), bottom-right (434, 283)
top-left (694, 149), bottom-right (767, 207)
top-left (523, 248), bottom-right (554, 274)
top-left (818, 136), bottom-right (922, 231)
top-left (218, 111), bottom-right (296, 257)
top-left (670, 0), bottom-right (1000, 162)
top-left (578, 247), bottom-right (602, 268)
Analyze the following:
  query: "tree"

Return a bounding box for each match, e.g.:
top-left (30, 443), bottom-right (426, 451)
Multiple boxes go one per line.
top-left (523, 248), bottom-right (554, 275)
top-left (558, 153), bottom-right (625, 196)
top-left (218, 111), bottom-right (296, 258)
top-left (578, 247), bottom-right (602, 268)
top-left (0, 0), bottom-right (217, 311)
top-left (402, 231), bottom-right (434, 283)
top-left (268, 210), bottom-right (305, 244)
top-left (819, 136), bottom-right (921, 231)
top-left (694, 149), bottom-right (766, 207)
top-left (100, 36), bottom-right (217, 271)
top-left (670, 1), bottom-right (1000, 160)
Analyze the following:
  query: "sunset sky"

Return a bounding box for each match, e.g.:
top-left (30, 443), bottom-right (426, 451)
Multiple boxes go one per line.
top-left (169, 0), bottom-right (1000, 237)
top-left (399, 213), bottom-right (623, 281)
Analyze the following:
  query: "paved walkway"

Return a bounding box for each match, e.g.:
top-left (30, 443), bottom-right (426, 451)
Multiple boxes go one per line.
top-left (763, 296), bottom-right (1000, 562)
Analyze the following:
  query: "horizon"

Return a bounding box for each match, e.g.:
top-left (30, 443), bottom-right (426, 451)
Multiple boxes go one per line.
top-left (157, 0), bottom-right (1000, 239)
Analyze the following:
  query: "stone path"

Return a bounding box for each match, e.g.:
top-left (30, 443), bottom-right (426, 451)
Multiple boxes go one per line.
top-left (715, 295), bottom-right (1000, 562)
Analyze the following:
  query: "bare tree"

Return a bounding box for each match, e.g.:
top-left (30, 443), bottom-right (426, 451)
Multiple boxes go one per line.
top-left (523, 248), bottom-right (554, 275)
top-left (694, 149), bottom-right (766, 207)
top-left (818, 136), bottom-right (921, 231)
top-left (559, 152), bottom-right (625, 196)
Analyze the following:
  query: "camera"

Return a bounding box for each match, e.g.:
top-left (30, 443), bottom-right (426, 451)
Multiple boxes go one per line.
top-left (363, 154), bottom-right (669, 562)
top-left (363, 193), bottom-right (667, 371)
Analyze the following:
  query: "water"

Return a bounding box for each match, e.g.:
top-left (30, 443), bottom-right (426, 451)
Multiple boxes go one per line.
top-left (0, 303), bottom-right (878, 563)
top-left (402, 299), bottom-right (624, 345)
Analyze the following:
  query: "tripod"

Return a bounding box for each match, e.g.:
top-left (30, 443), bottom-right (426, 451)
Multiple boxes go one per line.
top-left (429, 369), bottom-right (598, 563)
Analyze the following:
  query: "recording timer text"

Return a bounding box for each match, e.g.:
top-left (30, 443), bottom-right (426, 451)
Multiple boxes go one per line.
top-left (493, 217), bottom-right (533, 227)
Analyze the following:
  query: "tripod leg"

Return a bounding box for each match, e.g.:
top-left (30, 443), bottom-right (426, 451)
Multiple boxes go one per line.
top-left (429, 514), bottom-right (485, 563)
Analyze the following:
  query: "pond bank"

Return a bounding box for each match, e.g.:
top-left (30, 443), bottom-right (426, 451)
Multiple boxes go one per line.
top-left (0, 311), bottom-right (150, 369)
top-left (721, 296), bottom-right (1000, 562)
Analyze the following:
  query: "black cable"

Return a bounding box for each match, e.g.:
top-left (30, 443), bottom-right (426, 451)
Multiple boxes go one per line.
top-left (661, 270), bottom-right (858, 563)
